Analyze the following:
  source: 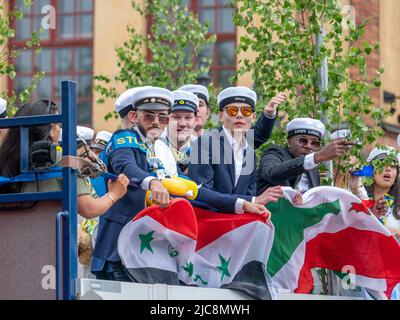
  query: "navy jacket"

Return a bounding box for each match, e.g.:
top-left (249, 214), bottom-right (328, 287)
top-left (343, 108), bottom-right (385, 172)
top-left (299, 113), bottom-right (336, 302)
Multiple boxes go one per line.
top-left (188, 113), bottom-right (276, 213)
top-left (92, 128), bottom-right (151, 264)
top-left (256, 145), bottom-right (320, 195)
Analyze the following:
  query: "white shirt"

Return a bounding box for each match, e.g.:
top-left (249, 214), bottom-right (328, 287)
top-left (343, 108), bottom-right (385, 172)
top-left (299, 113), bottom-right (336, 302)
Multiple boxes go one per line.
top-left (296, 153), bottom-right (319, 193)
top-left (222, 126), bottom-right (252, 213)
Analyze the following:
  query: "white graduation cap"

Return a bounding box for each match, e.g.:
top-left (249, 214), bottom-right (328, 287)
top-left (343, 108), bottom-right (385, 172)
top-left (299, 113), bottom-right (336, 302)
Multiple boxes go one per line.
top-left (0, 97), bottom-right (8, 118)
top-left (286, 118), bottom-right (326, 139)
top-left (330, 129), bottom-right (351, 141)
top-left (171, 90), bottom-right (199, 113)
top-left (91, 130), bottom-right (113, 151)
top-left (115, 86), bottom-right (152, 118)
top-left (217, 86), bottom-right (257, 111)
top-left (58, 126), bottom-right (94, 144)
top-left (133, 86), bottom-right (173, 112)
top-left (178, 84), bottom-right (210, 105)
top-left (367, 146), bottom-right (400, 163)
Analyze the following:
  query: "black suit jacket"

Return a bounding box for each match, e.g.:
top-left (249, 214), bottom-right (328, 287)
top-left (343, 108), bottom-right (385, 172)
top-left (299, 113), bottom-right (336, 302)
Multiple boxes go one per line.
top-left (256, 146), bottom-right (320, 196)
top-left (189, 113), bottom-right (276, 212)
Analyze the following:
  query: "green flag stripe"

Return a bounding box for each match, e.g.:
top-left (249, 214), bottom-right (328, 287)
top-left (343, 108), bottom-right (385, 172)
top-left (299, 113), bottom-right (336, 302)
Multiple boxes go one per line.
top-left (266, 198), bottom-right (341, 277)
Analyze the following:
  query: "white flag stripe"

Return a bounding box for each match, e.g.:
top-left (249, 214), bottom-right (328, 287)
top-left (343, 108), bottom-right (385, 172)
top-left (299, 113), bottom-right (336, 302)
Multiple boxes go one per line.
top-left (193, 221), bottom-right (274, 287)
top-left (273, 187), bottom-right (392, 292)
top-left (118, 216), bottom-right (196, 274)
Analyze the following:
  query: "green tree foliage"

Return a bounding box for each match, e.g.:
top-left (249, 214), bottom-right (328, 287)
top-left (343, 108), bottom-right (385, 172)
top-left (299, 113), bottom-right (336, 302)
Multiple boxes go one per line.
top-left (95, 0), bottom-right (216, 121)
top-left (1, 0), bottom-right (45, 114)
top-left (233, 0), bottom-right (388, 169)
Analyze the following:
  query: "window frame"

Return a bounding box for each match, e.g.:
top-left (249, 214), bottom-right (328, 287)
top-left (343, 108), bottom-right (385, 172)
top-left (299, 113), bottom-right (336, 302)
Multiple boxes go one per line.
top-left (146, 0), bottom-right (237, 88)
top-left (8, 0), bottom-right (94, 125)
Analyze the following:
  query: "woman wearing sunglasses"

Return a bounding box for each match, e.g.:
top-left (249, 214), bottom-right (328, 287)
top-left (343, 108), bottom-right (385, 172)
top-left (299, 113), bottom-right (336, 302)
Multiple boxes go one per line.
top-left (188, 86), bottom-right (286, 218)
top-left (256, 117), bottom-right (353, 195)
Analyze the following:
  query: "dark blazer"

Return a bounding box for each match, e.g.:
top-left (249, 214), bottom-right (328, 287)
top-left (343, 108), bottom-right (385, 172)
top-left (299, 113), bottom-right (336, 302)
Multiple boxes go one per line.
top-left (256, 145), bottom-right (320, 195)
top-left (188, 113), bottom-right (276, 212)
top-left (92, 128), bottom-right (150, 264)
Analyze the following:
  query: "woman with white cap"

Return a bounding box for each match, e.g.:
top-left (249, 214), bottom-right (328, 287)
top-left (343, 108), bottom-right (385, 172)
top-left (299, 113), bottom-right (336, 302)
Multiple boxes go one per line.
top-left (349, 147), bottom-right (400, 239)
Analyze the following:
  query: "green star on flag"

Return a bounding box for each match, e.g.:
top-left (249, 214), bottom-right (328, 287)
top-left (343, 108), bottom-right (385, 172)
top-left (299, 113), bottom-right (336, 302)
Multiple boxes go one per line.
top-left (182, 262), bottom-right (194, 277)
top-left (217, 254), bottom-right (231, 281)
top-left (139, 231), bottom-right (155, 254)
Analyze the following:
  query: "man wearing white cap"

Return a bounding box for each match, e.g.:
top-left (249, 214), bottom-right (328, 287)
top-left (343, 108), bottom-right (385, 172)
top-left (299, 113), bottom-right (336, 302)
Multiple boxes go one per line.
top-left (188, 86), bottom-right (285, 216)
top-left (161, 90), bottom-right (199, 173)
top-left (0, 98), bottom-right (8, 145)
top-left (58, 125), bottom-right (94, 149)
top-left (92, 86), bottom-right (172, 281)
top-left (179, 84), bottom-right (210, 138)
top-left (257, 118), bottom-right (353, 194)
top-left (90, 131), bottom-right (113, 156)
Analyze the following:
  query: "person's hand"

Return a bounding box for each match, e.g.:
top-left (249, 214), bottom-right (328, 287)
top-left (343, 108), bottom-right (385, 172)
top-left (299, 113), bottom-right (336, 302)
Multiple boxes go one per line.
top-left (347, 173), bottom-right (362, 193)
top-left (314, 139), bottom-right (353, 163)
top-left (264, 92), bottom-right (286, 117)
top-left (292, 191), bottom-right (303, 205)
top-left (372, 197), bottom-right (388, 218)
top-left (243, 201), bottom-right (271, 222)
top-left (107, 174), bottom-right (129, 201)
top-left (255, 186), bottom-right (283, 205)
top-left (149, 179), bottom-right (170, 208)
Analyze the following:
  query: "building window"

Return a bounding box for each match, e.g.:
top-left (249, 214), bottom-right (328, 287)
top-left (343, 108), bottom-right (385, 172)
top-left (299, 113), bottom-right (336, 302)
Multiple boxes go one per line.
top-left (9, 0), bottom-right (94, 125)
top-left (191, 0), bottom-right (236, 88)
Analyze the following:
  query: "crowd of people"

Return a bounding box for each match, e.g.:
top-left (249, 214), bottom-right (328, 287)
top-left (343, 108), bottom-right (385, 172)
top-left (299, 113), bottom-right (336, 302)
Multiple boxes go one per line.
top-left (0, 84), bottom-right (399, 287)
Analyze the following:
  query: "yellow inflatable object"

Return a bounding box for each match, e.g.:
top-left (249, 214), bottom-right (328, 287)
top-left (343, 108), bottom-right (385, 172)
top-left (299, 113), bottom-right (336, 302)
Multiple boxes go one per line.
top-left (145, 176), bottom-right (199, 206)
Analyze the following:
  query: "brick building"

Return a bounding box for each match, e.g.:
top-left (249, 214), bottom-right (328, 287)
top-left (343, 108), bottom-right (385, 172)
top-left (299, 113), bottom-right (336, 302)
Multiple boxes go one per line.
top-left (0, 0), bottom-right (399, 149)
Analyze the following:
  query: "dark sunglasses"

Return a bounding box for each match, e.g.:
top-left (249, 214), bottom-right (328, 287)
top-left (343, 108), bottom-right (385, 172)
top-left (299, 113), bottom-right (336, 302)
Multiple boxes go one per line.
top-left (139, 111), bottom-right (169, 125)
top-left (225, 105), bottom-right (254, 117)
top-left (295, 137), bottom-right (321, 148)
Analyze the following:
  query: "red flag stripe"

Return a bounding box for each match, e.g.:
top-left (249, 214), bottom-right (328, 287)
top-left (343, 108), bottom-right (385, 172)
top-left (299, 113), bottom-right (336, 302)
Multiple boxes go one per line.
top-left (132, 199), bottom-right (267, 250)
top-left (194, 206), bottom-right (267, 251)
top-left (133, 199), bottom-right (198, 240)
top-left (294, 227), bottom-right (400, 298)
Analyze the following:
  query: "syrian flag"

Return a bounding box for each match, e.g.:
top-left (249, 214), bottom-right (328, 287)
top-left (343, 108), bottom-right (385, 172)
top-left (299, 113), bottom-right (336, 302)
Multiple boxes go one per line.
top-left (118, 198), bottom-right (276, 300)
top-left (267, 186), bottom-right (400, 299)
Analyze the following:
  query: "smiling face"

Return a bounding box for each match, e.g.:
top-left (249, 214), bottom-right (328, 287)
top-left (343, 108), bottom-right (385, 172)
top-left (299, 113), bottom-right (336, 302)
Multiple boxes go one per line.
top-left (374, 166), bottom-right (398, 190)
top-left (218, 102), bottom-right (256, 136)
top-left (168, 110), bottom-right (196, 146)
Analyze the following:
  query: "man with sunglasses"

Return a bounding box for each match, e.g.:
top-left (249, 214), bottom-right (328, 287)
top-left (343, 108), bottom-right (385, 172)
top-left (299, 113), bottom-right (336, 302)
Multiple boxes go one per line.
top-left (256, 118), bottom-right (353, 195)
top-left (188, 86), bottom-right (286, 216)
top-left (92, 86), bottom-right (173, 282)
top-left (0, 98), bottom-right (8, 145)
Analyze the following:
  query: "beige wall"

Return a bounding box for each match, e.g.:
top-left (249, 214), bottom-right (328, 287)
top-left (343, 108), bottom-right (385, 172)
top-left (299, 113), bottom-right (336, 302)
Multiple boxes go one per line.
top-left (379, 0), bottom-right (400, 137)
top-left (0, 1), bottom-right (9, 96)
top-left (236, 25), bottom-right (254, 88)
top-left (92, 0), bottom-right (145, 132)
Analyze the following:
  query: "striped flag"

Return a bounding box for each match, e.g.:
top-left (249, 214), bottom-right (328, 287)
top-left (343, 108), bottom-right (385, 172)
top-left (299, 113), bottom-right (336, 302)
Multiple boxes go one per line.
top-left (267, 187), bottom-right (400, 299)
top-left (118, 187), bottom-right (400, 299)
top-left (118, 198), bottom-right (275, 300)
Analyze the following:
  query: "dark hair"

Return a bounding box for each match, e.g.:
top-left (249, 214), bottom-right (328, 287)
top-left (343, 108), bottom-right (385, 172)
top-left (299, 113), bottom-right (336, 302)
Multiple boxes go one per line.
top-left (365, 166), bottom-right (400, 219)
top-left (0, 99), bottom-right (58, 193)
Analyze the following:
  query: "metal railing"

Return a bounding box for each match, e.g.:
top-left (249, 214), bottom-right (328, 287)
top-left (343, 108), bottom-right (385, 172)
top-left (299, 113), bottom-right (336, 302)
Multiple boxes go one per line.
top-left (0, 81), bottom-right (78, 300)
